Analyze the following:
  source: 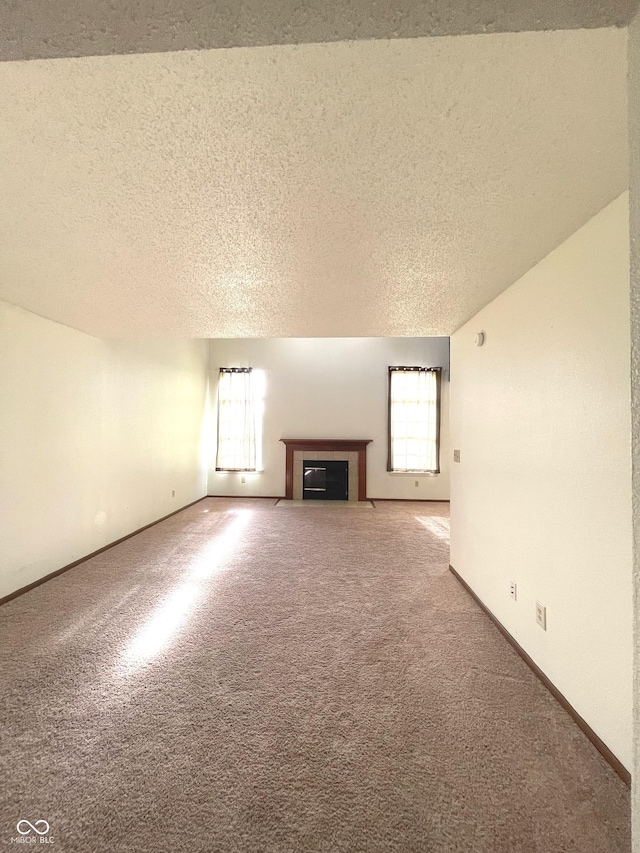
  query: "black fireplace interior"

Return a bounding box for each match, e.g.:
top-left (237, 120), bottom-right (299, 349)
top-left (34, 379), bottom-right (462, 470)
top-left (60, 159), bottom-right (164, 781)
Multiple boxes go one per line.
top-left (303, 460), bottom-right (349, 500)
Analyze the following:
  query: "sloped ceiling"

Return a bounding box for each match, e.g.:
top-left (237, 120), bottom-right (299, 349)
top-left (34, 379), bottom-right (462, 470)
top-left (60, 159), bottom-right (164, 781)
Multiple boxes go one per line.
top-left (0, 0), bottom-right (637, 61)
top-left (0, 27), bottom-right (628, 337)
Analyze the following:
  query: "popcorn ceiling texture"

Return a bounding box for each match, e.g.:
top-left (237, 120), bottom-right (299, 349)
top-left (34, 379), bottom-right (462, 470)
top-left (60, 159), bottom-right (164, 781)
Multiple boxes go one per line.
top-left (0, 0), bottom-right (637, 62)
top-left (0, 29), bottom-right (627, 338)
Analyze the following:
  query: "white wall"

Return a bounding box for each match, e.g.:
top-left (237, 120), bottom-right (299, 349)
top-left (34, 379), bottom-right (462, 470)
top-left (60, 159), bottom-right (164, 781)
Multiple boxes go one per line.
top-left (629, 10), bottom-right (640, 847)
top-left (450, 194), bottom-right (632, 770)
top-left (207, 337), bottom-right (450, 500)
top-left (0, 301), bottom-right (209, 599)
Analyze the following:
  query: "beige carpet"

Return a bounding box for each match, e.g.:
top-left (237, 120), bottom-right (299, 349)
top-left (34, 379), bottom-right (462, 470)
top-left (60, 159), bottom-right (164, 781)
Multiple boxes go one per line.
top-left (0, 499), bottom-right (630, 852)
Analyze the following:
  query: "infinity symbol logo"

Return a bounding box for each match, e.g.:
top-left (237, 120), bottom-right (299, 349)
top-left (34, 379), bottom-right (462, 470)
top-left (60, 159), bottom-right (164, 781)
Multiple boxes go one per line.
top-left (17, 820), bottom-right (50, 836)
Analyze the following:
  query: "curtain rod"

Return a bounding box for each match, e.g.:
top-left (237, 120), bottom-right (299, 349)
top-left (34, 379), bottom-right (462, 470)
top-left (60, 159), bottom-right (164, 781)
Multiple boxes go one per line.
top-left (388, 366), bottom-right (442, 372)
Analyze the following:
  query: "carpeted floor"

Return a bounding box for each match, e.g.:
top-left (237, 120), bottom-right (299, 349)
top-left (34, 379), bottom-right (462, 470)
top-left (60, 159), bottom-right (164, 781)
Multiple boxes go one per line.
top-left (0, 499), bottom-right (630, 852)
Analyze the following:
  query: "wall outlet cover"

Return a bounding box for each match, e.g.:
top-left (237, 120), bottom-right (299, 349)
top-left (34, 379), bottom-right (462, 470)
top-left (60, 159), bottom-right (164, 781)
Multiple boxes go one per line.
top-left (453, 449), bottom-right (461, 463)
top-left (536, 601), bottom-right (547, 630)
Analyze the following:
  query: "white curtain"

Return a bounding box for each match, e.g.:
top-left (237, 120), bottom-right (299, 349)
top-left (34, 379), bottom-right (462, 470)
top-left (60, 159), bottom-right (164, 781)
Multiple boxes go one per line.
top-left (216, 369), bottom-right (257, 471)
top-left (389, 368), bottom-right (440, 472)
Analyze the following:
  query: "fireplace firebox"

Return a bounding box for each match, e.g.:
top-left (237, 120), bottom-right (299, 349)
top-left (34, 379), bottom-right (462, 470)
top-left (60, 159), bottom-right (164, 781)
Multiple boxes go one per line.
top-left (303, 460), bottom-right (348, 501)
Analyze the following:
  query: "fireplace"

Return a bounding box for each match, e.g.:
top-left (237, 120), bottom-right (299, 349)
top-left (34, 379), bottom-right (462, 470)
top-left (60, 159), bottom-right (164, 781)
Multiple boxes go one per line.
top-left (280, 439), bottom-right (372, 501)
top-left (303, 460), bottom-right (349, 500)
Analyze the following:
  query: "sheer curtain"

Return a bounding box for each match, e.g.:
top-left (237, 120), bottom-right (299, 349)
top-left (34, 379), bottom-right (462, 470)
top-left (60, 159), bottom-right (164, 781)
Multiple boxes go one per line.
top-left (215, 368), bottom-right (257, 471)
top-left (388, 367), bottom-right (441, 473)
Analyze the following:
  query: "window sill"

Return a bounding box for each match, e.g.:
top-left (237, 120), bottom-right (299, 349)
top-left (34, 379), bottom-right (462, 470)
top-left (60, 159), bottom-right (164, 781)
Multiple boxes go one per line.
top-left (388, 471), bottom-right (439, 476)
top-left (214, 469), bottom-right (263, 474)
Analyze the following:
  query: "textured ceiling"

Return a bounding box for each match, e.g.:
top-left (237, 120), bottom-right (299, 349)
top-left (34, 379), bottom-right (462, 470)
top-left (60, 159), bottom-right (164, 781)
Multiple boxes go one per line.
top-left (0, 0), bottom-right (637, 61)
top-left (0, 28), bottom-right (628, 338)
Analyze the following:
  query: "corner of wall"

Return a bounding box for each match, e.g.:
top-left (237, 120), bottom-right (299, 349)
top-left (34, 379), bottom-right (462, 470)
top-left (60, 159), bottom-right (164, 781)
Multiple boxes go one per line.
top-left (628, 8), bottom-right (640, 849)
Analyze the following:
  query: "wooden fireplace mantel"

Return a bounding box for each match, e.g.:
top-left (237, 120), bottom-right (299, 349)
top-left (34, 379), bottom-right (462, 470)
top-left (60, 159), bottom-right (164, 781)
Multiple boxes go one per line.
top-left (280, 439), bottom-right (372, 501)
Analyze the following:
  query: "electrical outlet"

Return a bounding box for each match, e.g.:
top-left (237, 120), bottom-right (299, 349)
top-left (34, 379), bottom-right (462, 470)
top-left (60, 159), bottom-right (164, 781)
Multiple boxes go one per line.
top-left (171, 489), bottom-right (175, 497)
top-left (453, 449), bottom-right (461, 463)
top-left (536, 601), bottom-right (547, 630)
top-left (414, 480), bottom-right (419, 487)
top-left (241, 476), bottom-right (246, 484)
top-left (510, 581), bottom-right (517, 601)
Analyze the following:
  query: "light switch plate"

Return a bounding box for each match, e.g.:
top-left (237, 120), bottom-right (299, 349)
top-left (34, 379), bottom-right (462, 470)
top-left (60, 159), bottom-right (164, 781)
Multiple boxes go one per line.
top-left (453, 449), bottom-right (461, 463)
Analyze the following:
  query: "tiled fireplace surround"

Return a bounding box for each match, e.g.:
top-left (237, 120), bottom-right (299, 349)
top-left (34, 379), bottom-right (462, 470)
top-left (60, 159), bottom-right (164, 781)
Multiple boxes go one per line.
top-left (280, 440), bottom-right (372, 502)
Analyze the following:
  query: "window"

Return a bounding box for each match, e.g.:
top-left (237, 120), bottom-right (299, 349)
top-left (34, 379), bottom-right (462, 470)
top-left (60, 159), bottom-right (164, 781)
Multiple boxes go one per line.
top-left (387, 366), bottom-right (441, 473)
top-left (215, 368), bottom-right (263, 472)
